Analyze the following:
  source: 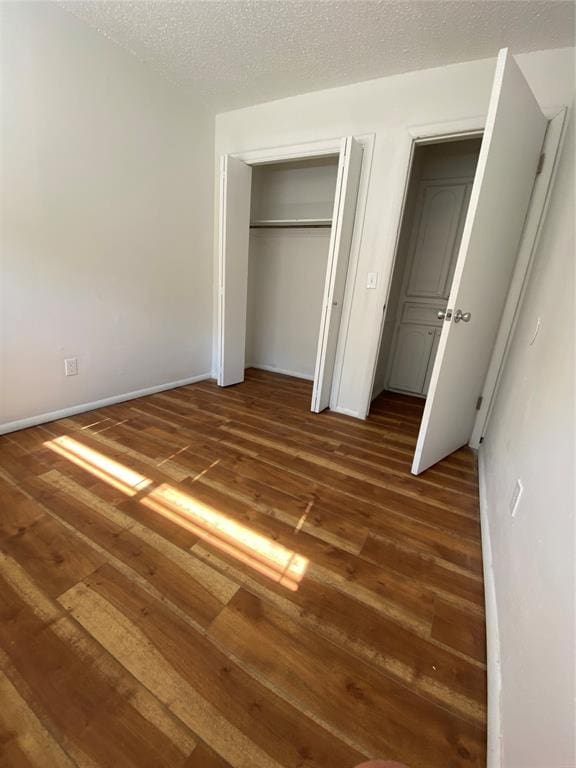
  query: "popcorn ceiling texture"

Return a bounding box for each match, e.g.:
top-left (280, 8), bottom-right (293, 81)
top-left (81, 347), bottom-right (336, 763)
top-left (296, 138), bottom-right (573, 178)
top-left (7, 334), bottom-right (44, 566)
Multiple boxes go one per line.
top-left (60, 0), bottom-right (574, 110)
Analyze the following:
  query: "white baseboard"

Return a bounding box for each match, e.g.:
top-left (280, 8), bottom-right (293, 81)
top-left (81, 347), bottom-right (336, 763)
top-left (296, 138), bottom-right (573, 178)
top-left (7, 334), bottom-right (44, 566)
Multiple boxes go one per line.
top-left (0, 373), bottom-right (212, 436)
top-left (478, 449), bottom-right (503, 768)
top-left (248, 364), bottom-right (314, 381)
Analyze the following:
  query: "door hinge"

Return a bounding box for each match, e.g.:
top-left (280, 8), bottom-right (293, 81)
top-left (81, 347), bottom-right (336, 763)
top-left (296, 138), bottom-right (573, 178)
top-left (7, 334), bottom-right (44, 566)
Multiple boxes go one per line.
top-left (536, 152), bottom-right (545, 176)
top-left (475, 395), bottom-right (483, 411)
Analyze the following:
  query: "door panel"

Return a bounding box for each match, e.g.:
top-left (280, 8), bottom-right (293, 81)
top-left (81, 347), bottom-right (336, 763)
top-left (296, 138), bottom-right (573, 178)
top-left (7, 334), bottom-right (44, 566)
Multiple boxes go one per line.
top-left (218, 155), bottom-right (252, 386)
top-left (311, 137), bottom-right (363, 412)
top-left (406, 182), bottom-right (468, 299)
top-left (401, 302), bottom-right (446, 326)
top-left (412, 48), bottom-right (548, 474)
top-left (388, 325), bottom-right (436, 394)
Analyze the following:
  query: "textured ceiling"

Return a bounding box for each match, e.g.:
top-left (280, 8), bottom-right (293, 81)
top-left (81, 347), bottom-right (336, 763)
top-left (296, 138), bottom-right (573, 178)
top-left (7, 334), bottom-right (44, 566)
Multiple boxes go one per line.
top-left (60, 0), bottom-right (575, 111)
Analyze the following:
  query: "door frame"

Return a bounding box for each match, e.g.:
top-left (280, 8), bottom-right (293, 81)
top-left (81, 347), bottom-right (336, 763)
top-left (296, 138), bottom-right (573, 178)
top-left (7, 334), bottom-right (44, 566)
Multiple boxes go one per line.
top-left (365, 108), bottom-right (567, 451)
top-left (365, 115), bottom-right (485, 413)
top-left (216, 134), bottom-right (375, 410)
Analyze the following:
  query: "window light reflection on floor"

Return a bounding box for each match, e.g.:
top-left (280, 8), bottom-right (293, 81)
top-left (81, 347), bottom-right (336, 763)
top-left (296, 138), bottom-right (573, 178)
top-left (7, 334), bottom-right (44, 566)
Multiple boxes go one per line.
top-left (44, 435), bottom-right (152, 496)
top-left (142, 484), bottom-right (308, 591)
top-left (43, 435), bottom-right (308, 591)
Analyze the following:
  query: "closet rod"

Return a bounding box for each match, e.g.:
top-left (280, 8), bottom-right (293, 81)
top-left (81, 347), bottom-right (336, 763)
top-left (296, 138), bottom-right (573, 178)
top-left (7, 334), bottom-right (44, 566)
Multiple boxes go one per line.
top-left (250, 223), bottom-right (332, 229)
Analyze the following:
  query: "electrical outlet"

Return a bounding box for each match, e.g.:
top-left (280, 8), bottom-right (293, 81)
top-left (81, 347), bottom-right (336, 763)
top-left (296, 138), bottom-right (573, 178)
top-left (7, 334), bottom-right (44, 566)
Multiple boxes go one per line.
top-left (510, 479), bottom-right (523, 517)
top-left (64, 357), bottom-right (78, 377)
top-left (367, 272), bottom-right (378, 289)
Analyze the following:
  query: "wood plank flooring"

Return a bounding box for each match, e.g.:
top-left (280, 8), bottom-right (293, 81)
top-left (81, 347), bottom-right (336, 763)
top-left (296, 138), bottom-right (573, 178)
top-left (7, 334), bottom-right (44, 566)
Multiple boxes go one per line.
top-left (0, 369), bottom-right (486, 767)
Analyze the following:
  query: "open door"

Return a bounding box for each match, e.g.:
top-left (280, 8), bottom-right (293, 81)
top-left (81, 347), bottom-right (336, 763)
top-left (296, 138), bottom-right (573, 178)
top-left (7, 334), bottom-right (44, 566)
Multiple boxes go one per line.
top-left (217, 155), bottom-right (252, 386)
top-left (311, 137), bottom-right (363, 412)
top-left (412, 48), bottom-right (547, 474)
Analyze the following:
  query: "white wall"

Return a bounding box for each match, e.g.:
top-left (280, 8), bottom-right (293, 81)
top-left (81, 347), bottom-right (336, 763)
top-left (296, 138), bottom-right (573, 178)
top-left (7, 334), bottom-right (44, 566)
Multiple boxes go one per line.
top-left (246, 229), bottom-right (329, 379)
top-left (0, 1), bottom-right (214, 429)
top-left (214, 47), bottom-right (574, 417)
top-left (480, 111), bottom-right (575, 768)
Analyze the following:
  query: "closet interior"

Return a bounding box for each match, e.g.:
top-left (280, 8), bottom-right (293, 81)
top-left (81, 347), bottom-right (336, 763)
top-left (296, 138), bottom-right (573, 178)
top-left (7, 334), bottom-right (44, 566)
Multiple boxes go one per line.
top-left (371, 137), bottom-right (482, 405)
top-left (245, 156), bottom-right (339, 388)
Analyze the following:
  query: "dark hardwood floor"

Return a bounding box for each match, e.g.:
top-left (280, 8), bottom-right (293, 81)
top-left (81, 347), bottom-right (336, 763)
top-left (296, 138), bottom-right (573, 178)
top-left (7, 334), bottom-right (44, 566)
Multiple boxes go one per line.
top-left (0, 369), bottom-right (486, 767)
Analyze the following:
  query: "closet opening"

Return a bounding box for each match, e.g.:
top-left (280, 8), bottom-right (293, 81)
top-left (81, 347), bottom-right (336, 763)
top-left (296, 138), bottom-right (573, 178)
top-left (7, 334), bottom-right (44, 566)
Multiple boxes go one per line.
top-left (369, 136), bottom-right (483, 424)
top-left (218, 136), bottom-right (364, 414)
top-left (245, 157), bottom-right (339, 403)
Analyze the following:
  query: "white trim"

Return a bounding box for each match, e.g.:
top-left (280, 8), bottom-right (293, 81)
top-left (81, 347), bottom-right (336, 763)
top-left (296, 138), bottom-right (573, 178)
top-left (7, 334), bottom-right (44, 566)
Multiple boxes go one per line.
top-left (470, 107), bottom-right (568, 447)
top-left (248, 364), bottom-right (313, 381)
top-left (0, 373), bottom-right (212, 436)
top-left (232, 137), bottom-right (342, 165)
top-left (478, 449), bottom-right (503, 768)
top-left (408, 115), bottom-right (486, 142)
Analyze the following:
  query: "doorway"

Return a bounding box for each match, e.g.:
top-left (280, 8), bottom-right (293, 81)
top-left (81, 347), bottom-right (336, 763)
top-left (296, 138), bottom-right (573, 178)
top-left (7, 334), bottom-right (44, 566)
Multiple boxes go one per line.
top-left (369, 49), bottom-right (550, 475)
top-left (218, 137), bottom-right (364, 413)
top-left (371, 138), bottom-right (482, 404)
top-left (246, 157), bottom-right (339, 384)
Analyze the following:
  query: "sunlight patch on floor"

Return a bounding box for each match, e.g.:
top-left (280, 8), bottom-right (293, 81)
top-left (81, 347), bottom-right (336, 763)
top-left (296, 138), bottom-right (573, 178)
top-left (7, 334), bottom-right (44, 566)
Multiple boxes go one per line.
top-left (43, 435), bottom-right (308, 591)
top-left (44, 436), bottom-right (152, 496)
top-left (142, 484), bottom-right (308, 591)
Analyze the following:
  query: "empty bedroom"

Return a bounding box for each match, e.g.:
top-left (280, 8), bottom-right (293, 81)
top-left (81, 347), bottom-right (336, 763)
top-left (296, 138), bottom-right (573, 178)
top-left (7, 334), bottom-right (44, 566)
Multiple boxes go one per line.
top-left (0, 2), bottom-right (574, 767)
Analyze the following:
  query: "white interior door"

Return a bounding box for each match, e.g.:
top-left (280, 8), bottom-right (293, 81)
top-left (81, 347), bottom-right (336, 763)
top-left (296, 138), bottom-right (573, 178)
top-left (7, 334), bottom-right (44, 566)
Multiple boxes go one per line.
top-left (412, 48), bottom-right (547, 474)
top-left (218, 155), bottom-right (252, 386)
top-left (311, 137), bottom-right (363, 412)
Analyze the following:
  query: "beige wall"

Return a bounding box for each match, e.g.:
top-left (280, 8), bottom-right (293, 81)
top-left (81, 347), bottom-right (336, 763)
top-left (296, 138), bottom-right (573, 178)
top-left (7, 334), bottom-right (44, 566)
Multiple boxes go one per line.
top-left (0, 1), bottom-right (214, 429)
top-left (480, 111), bottom-right (575, 766)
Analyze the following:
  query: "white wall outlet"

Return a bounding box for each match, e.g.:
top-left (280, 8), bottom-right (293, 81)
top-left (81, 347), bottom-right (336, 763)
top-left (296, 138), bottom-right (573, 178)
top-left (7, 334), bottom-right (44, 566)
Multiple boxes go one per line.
top-left (64, 357), bottom-right (78, 377)
top-left (510, 479), bottom-right (523, 517)
top-left (367, 272), bottom-right (378, 289)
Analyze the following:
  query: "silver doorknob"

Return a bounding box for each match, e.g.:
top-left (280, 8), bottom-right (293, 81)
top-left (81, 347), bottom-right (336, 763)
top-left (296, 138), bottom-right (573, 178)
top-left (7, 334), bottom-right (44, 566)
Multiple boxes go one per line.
top-left (454, 309), bottom-right (471, 323)
top-left (437, 309), bottom-right (452, 321)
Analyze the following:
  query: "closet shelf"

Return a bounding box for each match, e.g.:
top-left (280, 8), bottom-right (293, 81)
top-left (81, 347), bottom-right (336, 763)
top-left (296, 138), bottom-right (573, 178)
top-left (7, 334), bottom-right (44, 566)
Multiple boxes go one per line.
top-left (250, 218), bottom-right (332, 229)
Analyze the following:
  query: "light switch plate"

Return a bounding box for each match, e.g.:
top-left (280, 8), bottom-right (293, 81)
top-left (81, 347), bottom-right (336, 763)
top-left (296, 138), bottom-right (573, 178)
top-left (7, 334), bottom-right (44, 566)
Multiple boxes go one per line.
top-left (367, 272), bottom-right (378, 289)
